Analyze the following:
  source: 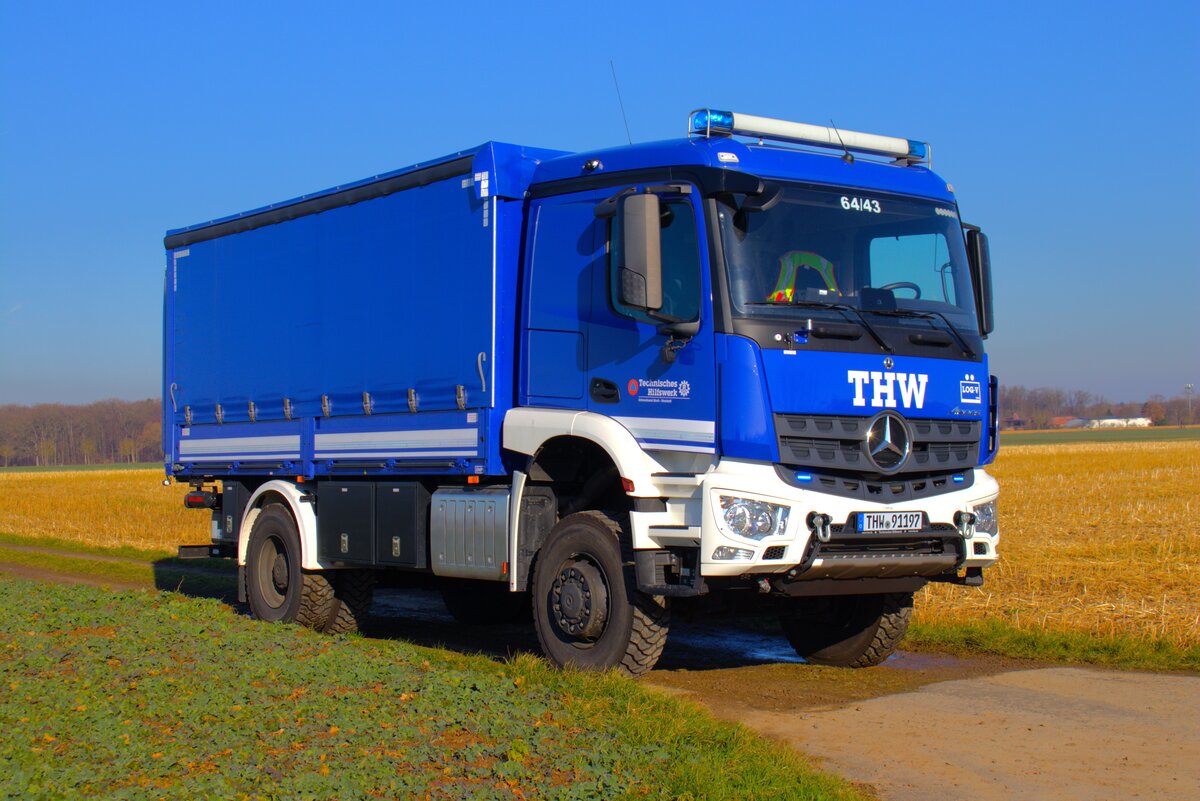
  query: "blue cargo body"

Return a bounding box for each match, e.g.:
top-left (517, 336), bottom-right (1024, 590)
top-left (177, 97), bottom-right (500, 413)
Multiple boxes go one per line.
top-left (164, 143), bottom-right (564, 479)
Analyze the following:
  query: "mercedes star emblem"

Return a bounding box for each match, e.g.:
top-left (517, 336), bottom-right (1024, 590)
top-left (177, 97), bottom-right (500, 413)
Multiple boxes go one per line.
top-left (883, 357), bottom-right (894, 370)
top-left (865, 411), bottom-right (911, 472)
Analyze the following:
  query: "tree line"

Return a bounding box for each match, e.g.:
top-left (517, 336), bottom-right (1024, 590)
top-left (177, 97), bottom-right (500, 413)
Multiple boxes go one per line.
top-left (999, 385), bottom-right (1195, 430)
top-left (0, 399), bottom-right (160, 467)
top-left (0, 387), bottom-right (1195, 468)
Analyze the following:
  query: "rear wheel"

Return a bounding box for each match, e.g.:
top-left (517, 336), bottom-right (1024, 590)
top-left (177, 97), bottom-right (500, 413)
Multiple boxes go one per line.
top-left (440, 578), bottom-right (530, 625)
top-left (325, 569), bottom-right (375, 634)
top-left (245, 504), bottom-right (336, 630)
top-left (532, 511), bottom-right (668, 677)
top-left (780, 592), bottom-right (913, 667)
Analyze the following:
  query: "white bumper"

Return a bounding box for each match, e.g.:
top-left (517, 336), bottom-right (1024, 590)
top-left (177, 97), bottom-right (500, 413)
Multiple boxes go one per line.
top-left (631, 458), bottom-right (999, 578)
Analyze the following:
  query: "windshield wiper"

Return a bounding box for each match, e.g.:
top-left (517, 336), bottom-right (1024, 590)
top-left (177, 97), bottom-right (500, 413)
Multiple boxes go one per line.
top-left (788, 301), bottom-right (893, 353)
top-left (865, 309), bottom-right (977, 359)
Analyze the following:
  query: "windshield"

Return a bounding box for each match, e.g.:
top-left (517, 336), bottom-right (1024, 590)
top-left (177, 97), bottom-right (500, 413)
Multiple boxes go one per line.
top-left (718, 183), bottom-right (979, 334)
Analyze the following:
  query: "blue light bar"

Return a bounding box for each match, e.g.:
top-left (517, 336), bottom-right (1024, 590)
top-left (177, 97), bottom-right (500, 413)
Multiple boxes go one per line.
top-left (953, 474), bottom-right (965, 483)
top-left (690, 109), bottom-right (734, 134)
top-left (794, 472), bottom-right (814, 483)
top-left (688, 108), bottom-right (927, 161)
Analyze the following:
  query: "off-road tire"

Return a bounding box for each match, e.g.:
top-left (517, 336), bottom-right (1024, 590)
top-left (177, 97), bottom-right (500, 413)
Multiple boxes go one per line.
top-left (324, 569), bottom-right (376, 634)
top-left (440, 579), bottom-right (530, 626)
top-left (245, 503), bottom-right (337, 630)
top-left (532, 511), bottom-right (669, 677)
top-left (780, 592), bottom-right (913, 668)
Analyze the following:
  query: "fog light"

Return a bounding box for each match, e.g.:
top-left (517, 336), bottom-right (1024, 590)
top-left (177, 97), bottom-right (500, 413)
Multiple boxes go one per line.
top-left (712, 546), bottom-right (754, 561)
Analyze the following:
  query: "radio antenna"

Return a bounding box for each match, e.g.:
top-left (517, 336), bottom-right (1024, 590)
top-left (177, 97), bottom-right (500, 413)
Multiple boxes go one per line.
top-left (610, 60), bottom-right (633, 144)
top-left (829, 119), bottom-right (854, 164)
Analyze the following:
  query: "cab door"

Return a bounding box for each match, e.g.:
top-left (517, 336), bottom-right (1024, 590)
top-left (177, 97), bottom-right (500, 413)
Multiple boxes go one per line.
top-left (586, 187), bottom-right (717, 456)
top-left (520, 189), bottom-right (609, 408)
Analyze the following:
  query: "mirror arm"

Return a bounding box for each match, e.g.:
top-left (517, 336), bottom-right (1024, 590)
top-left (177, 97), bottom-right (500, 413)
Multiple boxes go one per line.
top-left (657, 319), bottom-right (700, 364)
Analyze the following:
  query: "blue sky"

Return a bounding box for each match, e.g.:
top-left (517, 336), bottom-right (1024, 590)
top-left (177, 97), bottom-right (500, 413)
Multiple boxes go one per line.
top-left (1, 0), bottom-right (1197, 404)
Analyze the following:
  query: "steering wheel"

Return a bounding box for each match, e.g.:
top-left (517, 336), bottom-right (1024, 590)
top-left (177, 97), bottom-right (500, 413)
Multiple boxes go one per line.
top-left (879, 281), bottom-right (921, 299)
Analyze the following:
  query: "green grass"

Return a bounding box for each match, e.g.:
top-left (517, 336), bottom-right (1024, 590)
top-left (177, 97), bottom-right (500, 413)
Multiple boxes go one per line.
top-left (999, 426), bottom-right (1200, 446)
top-left (0, 462), bottom-right (162, 473)
top-left (0, 576), bottom-right (864, 801)
top-left (907, 620), bottom-right (1200, 673)
top-left (0, 530), bottom-right (176, 561)
top-left (0, 544), bottom-right (236, 598)
top-left (0, 532), bottom-right (235, 599)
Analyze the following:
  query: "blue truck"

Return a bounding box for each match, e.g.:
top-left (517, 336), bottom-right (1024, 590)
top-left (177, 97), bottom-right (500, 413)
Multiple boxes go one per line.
top-left (165, 109), bottom-right (999, 675)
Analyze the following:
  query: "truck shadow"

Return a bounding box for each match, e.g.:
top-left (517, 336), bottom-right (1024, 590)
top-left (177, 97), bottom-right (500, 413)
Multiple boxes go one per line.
top-left (150, 558), bottom-right (240, 605)
top-left (366, 588), bottom-right (803, 671)
top-left (150, 563), bottom-right (801, 671)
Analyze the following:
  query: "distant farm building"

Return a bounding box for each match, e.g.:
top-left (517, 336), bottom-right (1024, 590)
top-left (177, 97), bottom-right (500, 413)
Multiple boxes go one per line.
top-left (1049, 416), bottom-right (1086, 429)
top-left (1085, 417), bottom-right (1153, 429)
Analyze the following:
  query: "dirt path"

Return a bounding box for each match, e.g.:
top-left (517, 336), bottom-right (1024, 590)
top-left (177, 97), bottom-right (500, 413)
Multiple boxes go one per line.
top-left (730, 667), bottom-right (1200, 801)
top-left (5, 554), bottom-right (1198, 801)
top-left (650, 654), bottom-right (1200, 801)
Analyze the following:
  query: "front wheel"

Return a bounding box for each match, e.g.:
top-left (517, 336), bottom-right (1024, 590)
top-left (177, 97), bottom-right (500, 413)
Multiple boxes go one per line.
top-left (532, 511), bottom-right (669, 677)
top-left (780, 592), bottom-right (913, 667)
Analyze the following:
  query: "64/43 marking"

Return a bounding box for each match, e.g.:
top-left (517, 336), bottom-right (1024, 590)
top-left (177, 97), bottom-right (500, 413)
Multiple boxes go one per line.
top-left (840, 196), bottom-right (881, 213)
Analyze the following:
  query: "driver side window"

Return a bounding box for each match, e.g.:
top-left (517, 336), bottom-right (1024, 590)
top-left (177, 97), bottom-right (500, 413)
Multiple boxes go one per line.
top-left (609, 198), bottom-right (701, 323)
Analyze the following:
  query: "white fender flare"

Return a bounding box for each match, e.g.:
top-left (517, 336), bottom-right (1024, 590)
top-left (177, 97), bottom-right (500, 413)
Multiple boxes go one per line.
top-left (237, 479), bottom-right (322, 570)
top-left (503, 408), bottom-right (669, 495)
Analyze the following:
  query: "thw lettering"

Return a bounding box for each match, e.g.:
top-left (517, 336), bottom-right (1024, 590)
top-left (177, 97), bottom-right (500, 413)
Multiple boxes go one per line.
top-left (848, 370), bottom-right (928, 409)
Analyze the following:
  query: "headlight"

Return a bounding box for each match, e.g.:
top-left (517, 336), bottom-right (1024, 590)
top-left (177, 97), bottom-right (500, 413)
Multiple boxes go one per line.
top-left (718, 495), bottom-right (790, 540)
top-left (972, 500), bottom-right (998, 535)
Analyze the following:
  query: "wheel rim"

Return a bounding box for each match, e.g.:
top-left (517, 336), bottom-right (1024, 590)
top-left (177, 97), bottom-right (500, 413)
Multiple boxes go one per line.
top-left (255, 534), bottom-right (289, 609)
top-left (550, 556), bottom-right (609, 645)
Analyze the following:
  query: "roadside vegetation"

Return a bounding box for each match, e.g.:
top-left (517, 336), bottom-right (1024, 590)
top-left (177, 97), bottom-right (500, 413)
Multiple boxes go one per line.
top-left (0, 576), bottom-right (863, 800)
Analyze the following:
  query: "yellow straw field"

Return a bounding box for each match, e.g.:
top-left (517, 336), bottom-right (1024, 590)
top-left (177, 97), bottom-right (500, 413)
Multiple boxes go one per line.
top-left (2, 440), bottom-right (1198, 648)
top-left (919, 440), bottom-right (1199, 648)
top-left (0, 469), bottom-right (206, 552)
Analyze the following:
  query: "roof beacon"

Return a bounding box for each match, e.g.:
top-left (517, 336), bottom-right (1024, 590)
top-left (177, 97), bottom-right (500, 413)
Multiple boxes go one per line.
top-left (689, 108), bottom-right (927, 162)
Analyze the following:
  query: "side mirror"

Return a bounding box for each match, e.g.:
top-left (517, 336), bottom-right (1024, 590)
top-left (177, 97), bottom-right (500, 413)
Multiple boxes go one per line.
top-left (965, 227), bottom-right (994, 337)
top-left (618, 193), bottom-right (663, 312)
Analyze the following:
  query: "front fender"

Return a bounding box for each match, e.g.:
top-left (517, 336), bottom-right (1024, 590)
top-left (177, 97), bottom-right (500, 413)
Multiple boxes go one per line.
top-left (504, 408), bottom-right (690, 496)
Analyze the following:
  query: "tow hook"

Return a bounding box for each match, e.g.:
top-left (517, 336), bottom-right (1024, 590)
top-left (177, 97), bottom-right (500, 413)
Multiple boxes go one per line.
top-left (954, 511), bottom-right (977, 540)
top-left (807, 512), bottom-right (833, 543)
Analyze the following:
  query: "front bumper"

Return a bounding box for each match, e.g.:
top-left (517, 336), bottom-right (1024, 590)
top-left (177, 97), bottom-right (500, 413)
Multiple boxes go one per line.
top-left (631, 458), bottom-right (999, 581)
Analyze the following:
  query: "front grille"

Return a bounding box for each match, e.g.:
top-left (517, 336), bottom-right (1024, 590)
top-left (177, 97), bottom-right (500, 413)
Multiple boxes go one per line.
top-left (763, 545), bottom-right (787, 560)
top-left (775, 413), bottom-right (980, 475)
top-left (776, 464), bottom-right (975, 501)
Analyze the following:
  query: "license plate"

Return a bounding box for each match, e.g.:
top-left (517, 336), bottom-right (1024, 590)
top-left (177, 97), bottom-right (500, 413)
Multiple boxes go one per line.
top-left (856, 511), bottom-right (924, 533)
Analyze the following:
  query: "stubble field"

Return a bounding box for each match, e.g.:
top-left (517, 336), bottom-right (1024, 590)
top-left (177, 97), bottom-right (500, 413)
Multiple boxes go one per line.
top-left (918, 439), bottom-right (1199, 649)
top-left (1, 438), bottom-right (1197, 650)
